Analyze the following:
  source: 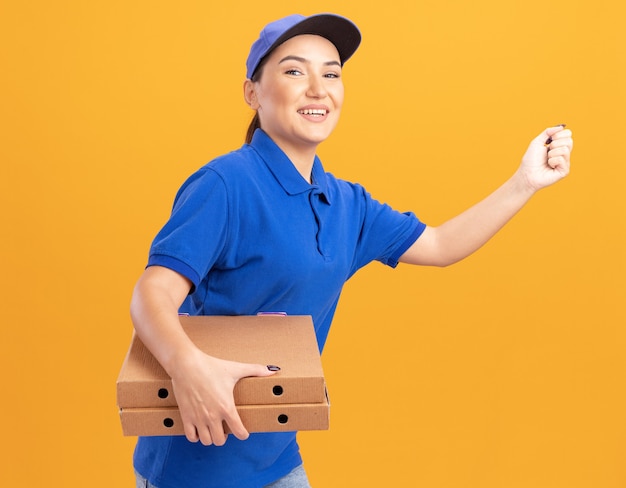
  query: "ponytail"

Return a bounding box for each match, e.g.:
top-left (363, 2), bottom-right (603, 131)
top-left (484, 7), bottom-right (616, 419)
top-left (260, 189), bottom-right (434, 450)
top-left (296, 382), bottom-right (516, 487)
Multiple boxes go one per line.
top-left (245, 112), bottom-right (261, 144)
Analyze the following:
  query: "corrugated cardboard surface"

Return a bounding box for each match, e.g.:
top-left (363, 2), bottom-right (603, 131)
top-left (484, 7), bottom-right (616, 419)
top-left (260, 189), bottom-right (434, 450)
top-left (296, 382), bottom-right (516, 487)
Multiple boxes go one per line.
top-left (117, 315), bottom-right (326, 408)
top-left (120, 396), bottom-right (330, 436)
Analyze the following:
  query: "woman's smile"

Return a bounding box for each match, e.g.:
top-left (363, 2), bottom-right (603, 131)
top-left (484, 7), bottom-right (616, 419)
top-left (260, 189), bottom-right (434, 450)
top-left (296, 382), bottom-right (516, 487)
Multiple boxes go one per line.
top-left (297, 105), bottom-right (330, 120)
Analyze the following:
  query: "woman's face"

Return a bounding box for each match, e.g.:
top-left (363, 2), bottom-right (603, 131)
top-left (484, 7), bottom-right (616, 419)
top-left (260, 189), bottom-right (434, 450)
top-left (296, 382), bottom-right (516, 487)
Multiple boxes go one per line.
top-left (247, 34), bottom-right (344, 154)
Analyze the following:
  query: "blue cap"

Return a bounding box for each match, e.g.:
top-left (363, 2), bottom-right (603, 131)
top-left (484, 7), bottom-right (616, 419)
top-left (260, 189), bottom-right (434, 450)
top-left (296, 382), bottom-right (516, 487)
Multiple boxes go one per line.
top-left (246, 13), bottom-right (361, 79)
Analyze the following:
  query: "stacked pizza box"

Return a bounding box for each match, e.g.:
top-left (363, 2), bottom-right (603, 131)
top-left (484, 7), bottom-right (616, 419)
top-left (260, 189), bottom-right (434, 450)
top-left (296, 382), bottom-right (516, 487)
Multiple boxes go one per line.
top-left (116, 314), bottom-right (329, 436)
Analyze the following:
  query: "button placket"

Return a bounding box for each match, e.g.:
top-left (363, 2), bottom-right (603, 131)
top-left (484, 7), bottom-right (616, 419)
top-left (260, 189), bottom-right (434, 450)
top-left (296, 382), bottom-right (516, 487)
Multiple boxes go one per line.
top-left (308, 189), bottom-right (328, 258)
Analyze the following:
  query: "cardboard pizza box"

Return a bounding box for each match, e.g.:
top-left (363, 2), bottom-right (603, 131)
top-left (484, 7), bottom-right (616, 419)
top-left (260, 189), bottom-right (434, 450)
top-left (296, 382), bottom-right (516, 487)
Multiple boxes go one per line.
top-left (119, 394), bottom-right (330, 436)
top-left (116, 315), bottom-right (326, 408)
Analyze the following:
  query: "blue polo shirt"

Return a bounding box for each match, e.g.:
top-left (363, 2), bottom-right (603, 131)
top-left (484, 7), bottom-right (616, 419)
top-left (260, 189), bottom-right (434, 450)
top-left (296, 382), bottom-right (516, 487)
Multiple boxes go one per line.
top-left (134, 129), bottom-right (426, 488)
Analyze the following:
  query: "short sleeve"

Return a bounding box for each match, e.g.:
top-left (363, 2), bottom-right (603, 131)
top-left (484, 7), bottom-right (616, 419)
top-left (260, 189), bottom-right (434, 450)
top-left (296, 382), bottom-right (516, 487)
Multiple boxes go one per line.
top-left (147, 168), bottom-right (229, 289)
top-left (353, 187), bottom-right (426, 271)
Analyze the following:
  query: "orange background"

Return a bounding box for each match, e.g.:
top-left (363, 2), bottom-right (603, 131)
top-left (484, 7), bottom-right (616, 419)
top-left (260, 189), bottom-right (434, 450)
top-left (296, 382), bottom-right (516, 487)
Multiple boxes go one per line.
top-left (1, 1), bottom-right (625, 486)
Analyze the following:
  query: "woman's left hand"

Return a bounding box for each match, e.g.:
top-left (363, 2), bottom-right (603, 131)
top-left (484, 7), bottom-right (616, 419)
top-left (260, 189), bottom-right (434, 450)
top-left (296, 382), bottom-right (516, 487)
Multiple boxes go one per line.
top-left (517, 125), bottom-right (573, 192)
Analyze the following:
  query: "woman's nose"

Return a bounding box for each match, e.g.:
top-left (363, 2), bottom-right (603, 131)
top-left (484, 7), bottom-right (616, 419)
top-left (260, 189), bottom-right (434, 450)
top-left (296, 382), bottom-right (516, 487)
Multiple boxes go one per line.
top-left (306, 76), bottom-right (327, 98)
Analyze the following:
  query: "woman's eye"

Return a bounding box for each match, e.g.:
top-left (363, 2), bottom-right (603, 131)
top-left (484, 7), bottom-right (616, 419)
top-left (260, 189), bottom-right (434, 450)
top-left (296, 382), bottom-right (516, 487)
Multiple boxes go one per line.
top-left (285, 69), bottom-right (303, 76)
top-left (325, 72), bottom-right (340, 79)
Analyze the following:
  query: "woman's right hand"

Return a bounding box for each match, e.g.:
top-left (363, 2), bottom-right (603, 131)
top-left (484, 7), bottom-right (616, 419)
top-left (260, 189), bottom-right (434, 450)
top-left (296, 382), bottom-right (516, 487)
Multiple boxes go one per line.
top-left (169, 348), bottom-right (278, 446)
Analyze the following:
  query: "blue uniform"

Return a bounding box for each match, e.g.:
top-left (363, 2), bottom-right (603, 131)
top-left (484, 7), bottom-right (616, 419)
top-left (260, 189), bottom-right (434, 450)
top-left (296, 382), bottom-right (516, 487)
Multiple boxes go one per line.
top-left (134, 129), bottom-right (426, 487)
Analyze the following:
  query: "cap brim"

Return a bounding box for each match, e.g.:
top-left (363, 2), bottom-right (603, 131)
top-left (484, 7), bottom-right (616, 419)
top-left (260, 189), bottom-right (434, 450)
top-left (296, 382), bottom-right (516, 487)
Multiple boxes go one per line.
top-left (266, 14), bottom-right (361, 67)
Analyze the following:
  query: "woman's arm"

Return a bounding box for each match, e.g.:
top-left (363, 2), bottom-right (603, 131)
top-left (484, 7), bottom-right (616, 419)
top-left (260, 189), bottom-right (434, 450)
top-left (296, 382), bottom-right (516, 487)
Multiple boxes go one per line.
top-left (400, 125), bottom-right (573, 266)
top-left (130, 265), bottom-right (277, 446)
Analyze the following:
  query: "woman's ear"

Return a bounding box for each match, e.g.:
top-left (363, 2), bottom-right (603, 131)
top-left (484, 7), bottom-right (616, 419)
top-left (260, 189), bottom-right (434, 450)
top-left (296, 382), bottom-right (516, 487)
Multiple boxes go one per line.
top-left (243, 80), bottom-right (260, 109)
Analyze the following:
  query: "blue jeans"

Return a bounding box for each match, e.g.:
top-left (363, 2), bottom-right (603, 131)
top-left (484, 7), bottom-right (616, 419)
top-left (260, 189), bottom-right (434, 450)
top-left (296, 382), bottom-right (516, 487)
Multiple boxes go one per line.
top-left (135, 464), bottom-right (311, 488)
top-left (264, 465), bottom-right (311, 488)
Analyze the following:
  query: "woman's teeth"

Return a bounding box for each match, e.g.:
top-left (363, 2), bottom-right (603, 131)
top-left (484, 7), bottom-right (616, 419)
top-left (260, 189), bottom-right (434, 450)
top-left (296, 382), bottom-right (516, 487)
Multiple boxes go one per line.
top-left (298, 109), bottom-right (327, 116)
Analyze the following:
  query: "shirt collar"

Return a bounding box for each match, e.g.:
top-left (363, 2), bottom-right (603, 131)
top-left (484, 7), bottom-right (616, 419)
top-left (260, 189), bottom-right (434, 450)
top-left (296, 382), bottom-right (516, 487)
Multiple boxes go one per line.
top-left (249, 129), bottom-right (331, 204)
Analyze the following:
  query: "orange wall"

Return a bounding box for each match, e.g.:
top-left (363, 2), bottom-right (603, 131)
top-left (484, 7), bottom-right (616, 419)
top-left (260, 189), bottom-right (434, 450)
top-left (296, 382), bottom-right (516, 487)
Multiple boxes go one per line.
top-left (1, 1), bottom-right (624, 486)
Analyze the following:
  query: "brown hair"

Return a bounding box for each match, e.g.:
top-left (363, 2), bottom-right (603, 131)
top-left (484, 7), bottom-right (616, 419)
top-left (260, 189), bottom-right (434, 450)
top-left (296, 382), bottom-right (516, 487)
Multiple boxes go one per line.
top-left (245, 112), bottom-right (261, 145)
top-left (245, 58), bottom-right (268, 144)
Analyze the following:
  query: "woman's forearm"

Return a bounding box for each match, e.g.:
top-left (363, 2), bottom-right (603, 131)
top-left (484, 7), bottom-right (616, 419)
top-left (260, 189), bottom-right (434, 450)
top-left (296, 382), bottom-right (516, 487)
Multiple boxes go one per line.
top-left (402, 171), bottom-right (535, 266)
top-left (436, 171), bottom-right (533, 265)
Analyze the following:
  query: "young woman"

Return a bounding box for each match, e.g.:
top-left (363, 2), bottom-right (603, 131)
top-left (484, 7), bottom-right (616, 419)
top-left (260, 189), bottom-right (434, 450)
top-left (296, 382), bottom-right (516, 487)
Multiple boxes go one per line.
top-left (130, 13), bottom-right (573, 488)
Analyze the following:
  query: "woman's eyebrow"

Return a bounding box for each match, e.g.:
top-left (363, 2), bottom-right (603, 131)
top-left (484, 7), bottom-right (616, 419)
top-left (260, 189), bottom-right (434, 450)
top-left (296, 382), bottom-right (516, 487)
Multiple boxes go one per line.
top-left (278, 55), bottom-right (341, 67)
